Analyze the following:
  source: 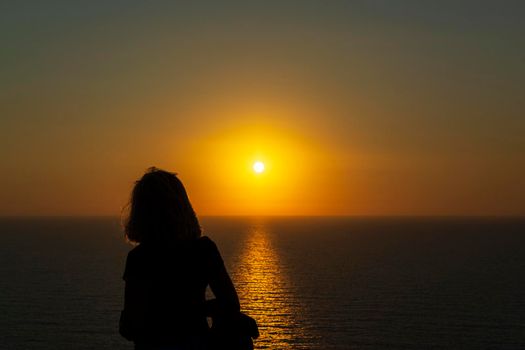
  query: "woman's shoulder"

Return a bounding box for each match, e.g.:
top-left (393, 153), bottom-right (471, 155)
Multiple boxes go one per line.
top-left (123, 244), bottom-right (146, 281)
top-left (124, 244), bottom-right (148, 271)
top-left (197, 236), bottom-right (223, 264)
top-left (197, 235), bottom-right (218, 250)
top-left (198, 235), bottom-right (213, 243)
top-left (126, 243), bottom-right (142, 258)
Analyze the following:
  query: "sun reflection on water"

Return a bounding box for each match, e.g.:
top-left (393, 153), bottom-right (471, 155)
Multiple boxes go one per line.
top-left (230, 219), bottom-right (306, 349)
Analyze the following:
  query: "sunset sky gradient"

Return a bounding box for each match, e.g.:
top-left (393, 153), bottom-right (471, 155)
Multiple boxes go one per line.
top-left (1, 1), bottom-right (524, 216)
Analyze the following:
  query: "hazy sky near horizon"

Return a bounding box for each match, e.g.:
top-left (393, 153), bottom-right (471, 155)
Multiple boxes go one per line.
top-left (1, 1), bottom-right (524, 216)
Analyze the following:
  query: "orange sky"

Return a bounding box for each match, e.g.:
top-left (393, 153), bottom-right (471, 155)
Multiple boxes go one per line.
top-left (1, 2), bottom-right (524, 216)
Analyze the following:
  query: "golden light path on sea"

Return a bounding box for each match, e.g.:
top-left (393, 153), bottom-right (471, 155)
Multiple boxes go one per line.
top-left (229, 219), bottom-right (312, 349)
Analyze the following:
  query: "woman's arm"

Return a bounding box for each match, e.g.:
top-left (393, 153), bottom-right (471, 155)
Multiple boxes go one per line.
top-left (204, 237), bottom-right (240, 316)
top-left (120, 251), bottom-right (148, 340)
top-left (207, 263), bottom-right (240, 316)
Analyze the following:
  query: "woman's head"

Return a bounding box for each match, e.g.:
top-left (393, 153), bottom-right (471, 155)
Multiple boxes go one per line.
top-left (123, 167), bottom-right (201, 244)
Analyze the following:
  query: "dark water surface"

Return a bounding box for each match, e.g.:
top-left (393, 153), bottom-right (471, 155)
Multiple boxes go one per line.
top-left (1, 217), bottom-right (524, 349)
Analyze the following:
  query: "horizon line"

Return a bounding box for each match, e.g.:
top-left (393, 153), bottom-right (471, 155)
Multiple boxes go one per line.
top-left (1, 214), bottom-right (524, 219)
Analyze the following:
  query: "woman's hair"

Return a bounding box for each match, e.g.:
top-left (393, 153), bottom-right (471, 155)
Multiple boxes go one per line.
top-left (123, 167), bottom-right (201, 244)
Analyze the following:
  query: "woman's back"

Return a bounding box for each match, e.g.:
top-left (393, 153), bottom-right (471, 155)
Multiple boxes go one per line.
top-left (122, 236), bottom-right (229, 347)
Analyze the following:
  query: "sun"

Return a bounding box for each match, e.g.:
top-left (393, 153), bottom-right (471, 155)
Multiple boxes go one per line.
top-left (253, 161), bottom-right (265, 173)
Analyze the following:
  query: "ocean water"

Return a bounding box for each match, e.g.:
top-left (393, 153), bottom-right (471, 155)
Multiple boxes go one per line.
top-left (0, 216), bottom-right (524, 349)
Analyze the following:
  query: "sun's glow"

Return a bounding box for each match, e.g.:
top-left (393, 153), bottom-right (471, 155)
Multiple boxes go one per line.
top-left (253, 161), bottom-right (265, 173)
top-left (184, 122), bottom-right (325, 215)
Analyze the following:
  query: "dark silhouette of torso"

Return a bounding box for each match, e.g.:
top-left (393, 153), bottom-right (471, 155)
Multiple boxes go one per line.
top-left (121, 236), bottom-right (237, 347)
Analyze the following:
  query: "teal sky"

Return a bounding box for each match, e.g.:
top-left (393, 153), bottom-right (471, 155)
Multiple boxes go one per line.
top-left (1, 1), bottom-right (524, 216)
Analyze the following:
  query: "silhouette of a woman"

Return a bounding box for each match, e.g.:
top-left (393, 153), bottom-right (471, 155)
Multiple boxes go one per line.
top-left (119, 167), bottom-right (240, 350)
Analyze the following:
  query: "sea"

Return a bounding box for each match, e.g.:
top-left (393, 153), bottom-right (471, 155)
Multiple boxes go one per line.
top-left (1, 216), bottom-right (524, 349)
